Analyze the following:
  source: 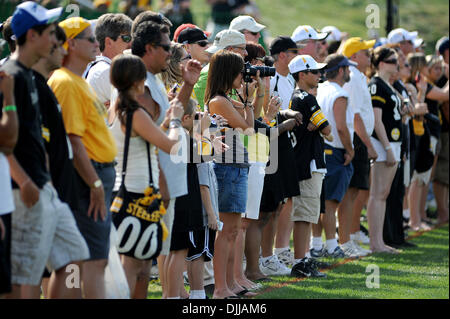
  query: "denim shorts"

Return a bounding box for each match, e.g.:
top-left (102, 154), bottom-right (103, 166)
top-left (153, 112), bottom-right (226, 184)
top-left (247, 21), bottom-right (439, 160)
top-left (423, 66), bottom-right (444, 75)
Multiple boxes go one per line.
top-left (213, 163), bottom-right (249, 213)
top-left (324, 145), bottom-right (354, 203)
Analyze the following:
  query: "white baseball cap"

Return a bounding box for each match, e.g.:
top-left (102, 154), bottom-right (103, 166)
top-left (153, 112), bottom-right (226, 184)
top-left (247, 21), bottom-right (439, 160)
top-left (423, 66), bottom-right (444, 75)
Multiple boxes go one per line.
top-left (288, 54), bottom-right (327, 73)
top-left (321, 26), bottom-right (341, 42)
top-left (387, 28), bottom-right (418, 44)
top-left (229, 15), bottom-right (265, 33)
top-left (292, 25), bottom-right (329, 43)
top-left (414, 37), bottom-right (425, 49)
top-left (206, 29), bottom-right (246, 54)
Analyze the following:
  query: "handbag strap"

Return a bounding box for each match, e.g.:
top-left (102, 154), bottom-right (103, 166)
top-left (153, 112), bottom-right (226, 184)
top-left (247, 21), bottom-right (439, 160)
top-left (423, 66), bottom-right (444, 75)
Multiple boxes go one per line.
top-left (121, 109), bottom-right (156, 189)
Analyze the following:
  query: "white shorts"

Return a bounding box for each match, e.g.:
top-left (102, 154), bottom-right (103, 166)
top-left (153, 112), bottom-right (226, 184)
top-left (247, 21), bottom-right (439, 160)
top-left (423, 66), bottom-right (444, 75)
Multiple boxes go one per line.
top-left (371, 138), bottom-right (402, 162)
top-left (242, 162), bottom-right (266, 220)
top-left (160, 198), bottom-right (175, 256)
top-left (11, 183), bottom-right (89, 286)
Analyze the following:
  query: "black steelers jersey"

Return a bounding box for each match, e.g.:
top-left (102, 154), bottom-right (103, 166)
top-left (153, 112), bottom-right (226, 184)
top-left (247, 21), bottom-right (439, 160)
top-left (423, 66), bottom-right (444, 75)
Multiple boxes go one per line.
top-left (369, 76), bottom-right (403, 143)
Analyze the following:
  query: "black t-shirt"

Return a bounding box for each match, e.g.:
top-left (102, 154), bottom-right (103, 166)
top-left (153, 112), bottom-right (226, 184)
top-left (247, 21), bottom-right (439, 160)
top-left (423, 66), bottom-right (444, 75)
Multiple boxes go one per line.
top-left (33, 71), bottom-right (80, 211)
top-left (425, 83), bottom-right (442, 138)
top-left (393, 80), bottom-right (412, 159)
top-left (0, 59), bottom-right (50, 189)
top-left (290, 89), bottom-right (329, 181)
top-left (369, 76), bottom-right (403, 143)
top-left (436, 75), bottom-right (449, 133)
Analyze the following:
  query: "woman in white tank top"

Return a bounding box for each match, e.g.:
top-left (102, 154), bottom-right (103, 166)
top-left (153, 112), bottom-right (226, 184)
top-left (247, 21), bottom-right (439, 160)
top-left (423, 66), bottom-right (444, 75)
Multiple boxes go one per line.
top-left (109, 54), bottom-right (185, 298)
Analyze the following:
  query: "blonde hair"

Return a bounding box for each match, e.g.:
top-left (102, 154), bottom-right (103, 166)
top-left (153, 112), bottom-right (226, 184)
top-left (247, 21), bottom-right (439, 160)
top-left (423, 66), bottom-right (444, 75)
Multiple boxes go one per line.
top-left (160, 42), bottom-right (186, 87)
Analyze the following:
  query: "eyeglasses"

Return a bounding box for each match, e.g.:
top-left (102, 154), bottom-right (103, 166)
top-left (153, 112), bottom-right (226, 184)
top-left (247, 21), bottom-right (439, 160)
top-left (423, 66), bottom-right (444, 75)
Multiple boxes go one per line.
top-left (119, 34), bottom-right (132, 43)
top-left (153, 43), bottom-right (172, 53)
top-left (383, 58), bottom-right (398, 64)
top-left (194, 40), bottom-right (209, 47)
top-left (75, 35), bottom-right (96, 43)
top-left (180, 54), bottom-right (191, 61)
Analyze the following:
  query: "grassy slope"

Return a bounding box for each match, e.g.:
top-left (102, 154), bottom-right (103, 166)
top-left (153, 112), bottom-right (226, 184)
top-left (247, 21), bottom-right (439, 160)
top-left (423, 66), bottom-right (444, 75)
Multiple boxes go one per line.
top-left (146, 225), bottom-right (449, 299)
top-left (189, 0), bottom-right (449, 54)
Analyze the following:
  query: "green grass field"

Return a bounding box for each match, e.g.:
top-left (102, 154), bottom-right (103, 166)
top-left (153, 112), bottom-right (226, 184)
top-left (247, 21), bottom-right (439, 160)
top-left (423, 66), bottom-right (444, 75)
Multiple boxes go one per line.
top-left (189, 0), bottom-right (449, 55)
top-left (147, 224), bottom-right (449, 299)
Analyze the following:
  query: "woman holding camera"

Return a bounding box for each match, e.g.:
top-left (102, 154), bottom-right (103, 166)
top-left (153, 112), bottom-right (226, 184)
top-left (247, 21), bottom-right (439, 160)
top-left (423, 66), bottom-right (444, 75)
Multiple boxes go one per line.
top-left (204, 50), bottom-right (255, 299)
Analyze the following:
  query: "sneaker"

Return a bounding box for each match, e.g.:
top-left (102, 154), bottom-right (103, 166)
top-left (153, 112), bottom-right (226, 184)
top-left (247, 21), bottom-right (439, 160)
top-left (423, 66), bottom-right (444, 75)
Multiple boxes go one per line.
top-left (351, 240), bottom-right (372, 255)
top-left (291, 260), bottom-right (327, 278)
top-left (276, 248), bottom-right (294, 268)
top-left (310, 247), bottom-right (326, 258)
top-left (341, 241), bottom-right (363, 258)
top-left (260, 255), bottom-right (291, 276)
top-left (354, 231), bottom-right (370, 245)
top-left (307, 257), bottom-right (331, 269)
top-left (325, 245), bottom-right (346, 258)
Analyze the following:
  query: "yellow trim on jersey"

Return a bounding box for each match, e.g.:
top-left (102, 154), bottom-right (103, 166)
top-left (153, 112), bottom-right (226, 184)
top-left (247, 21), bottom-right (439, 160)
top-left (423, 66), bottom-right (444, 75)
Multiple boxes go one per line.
top-left (324, 149), bottom-right (333, 155)
top-left (42, 126), bottom-right (50, 143)
top-left (310, 109), bottom-right (326, 127)
top-left (371, 96), bottom-right (386, 104)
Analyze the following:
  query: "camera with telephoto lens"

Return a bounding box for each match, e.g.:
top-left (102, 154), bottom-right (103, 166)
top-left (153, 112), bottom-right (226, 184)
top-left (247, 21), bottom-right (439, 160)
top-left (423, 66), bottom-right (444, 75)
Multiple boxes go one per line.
top-left (242, 62), bottom-right (276, 82)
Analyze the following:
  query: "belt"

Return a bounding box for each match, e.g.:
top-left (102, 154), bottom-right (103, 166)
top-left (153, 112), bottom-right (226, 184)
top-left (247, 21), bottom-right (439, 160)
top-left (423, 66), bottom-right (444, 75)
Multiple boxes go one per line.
top-left (91, 160), bottom-right (116, 169)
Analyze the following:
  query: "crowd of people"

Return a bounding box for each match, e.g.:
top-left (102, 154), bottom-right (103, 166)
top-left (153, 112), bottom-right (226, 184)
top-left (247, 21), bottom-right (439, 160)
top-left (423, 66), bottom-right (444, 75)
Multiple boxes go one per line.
top-left (0, 1), bottom-right (448, 300)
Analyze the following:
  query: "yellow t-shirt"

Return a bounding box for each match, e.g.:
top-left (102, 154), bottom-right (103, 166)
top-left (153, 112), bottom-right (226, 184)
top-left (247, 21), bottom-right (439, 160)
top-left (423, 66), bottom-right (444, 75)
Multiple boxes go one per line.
top-left (48, 67), bottom-right (117, 163)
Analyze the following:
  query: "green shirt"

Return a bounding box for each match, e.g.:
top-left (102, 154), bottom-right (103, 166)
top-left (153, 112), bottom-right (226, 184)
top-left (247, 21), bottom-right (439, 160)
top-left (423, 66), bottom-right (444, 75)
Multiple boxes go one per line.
top-left (193, 64), bottom-right (209, 111)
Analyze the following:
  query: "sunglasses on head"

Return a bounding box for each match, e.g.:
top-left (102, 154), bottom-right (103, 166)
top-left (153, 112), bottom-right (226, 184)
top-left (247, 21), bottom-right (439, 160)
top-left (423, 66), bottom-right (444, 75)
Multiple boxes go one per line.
top-left (194, 40), bottom-right (209, 47)
top-left (383, 58), bottom-right (398, 64)
top-left (119, 34), bottom-right (132, 43)
top-left (181, 54), bottom-right (191, 61)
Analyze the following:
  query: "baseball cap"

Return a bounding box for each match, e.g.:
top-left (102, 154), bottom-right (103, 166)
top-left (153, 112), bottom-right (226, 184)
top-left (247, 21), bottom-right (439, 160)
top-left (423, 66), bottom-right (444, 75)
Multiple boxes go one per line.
top-left (387, 28), bottom-right (418, 44)
top-left (206, 29), bottom-right (246, 54)
top-left (321, 26), bottom-right (341, 42)
top-left (177, 27), bottom-right (208, 44)
top-left (324, 54), bottom-right (358, 72)
top-left (289, 54), bottom-right (327, 73)
top-left (173, 23), bottom-right (210, 42)
top-left (342, 37), bottom-right (376, 57)
top-left (11, 1), bottom-right (63, 38)
top-left (269, 36), bottom-right (298, 56)
top-left (413, 37), bottom-right (425, 49)
top-left (229, 15), bottom-right (266, 33)
top-left (59, 17), bottom-right (92, 50)
top-left (436, 36), bottom-right (449, 55)
top-left (292, 25), bottom-right (329, 43)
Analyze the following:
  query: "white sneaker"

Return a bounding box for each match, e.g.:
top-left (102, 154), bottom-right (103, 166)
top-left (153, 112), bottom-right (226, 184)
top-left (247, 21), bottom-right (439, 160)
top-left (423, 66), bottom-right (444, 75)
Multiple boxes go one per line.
top-left (276, 248), bottom-right (294, 268)
top-left (354, 231), bottom-right (370, 245)
top-left (259, 255), bottom-right (291, 276)
top-left (350, 240), bottom-right (371, 256)
top-left (341, 241), bottom-right (363, 258)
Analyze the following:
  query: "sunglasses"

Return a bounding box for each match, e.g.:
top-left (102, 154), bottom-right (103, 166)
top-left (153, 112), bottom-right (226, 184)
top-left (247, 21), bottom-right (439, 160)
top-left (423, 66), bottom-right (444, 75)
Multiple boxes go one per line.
top-left (307, 69), bottom-right (320, 75)
top-left (244, 30), bottom-right (259, 36)
top-left (154, 43), bottom-right (172, 53)
top-left (383, 58), bottom-right (398, 64)
top-left (194, 40), bottom-right (209, 47)
top-left (180, 54), bottom-right (191, 61)
top-left (75, 35), bottom-right (96, 43)
top-left (119, 34), bottom-right (132, 43)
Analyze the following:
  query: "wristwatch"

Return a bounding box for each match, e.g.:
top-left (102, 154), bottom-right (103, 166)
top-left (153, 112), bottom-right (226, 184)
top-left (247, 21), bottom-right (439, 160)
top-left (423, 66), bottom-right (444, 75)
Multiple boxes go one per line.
top-left (91, 179), bottom-right (103, 189)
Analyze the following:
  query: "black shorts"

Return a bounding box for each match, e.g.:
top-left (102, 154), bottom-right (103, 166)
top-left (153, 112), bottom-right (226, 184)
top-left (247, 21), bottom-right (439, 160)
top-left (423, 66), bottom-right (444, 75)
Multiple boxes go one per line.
top-left (349, 134), bottom-right (370, 190)
top-left (186, 227), bottom-right (216, 262)
top-left (0, 213), bottom-right (12, 295)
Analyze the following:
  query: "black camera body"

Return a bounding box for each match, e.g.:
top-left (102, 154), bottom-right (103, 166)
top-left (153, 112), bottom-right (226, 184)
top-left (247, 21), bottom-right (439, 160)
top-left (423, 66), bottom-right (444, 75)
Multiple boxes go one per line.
top-left (242, 62), bottom-right (276, 82)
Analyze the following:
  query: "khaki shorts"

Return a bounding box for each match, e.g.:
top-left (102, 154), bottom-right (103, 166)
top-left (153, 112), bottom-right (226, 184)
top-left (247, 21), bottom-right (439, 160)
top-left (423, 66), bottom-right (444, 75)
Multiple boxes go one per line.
top-left (292, 172), bottom-right (324, 224)
top-left (11, 183), bottom-right (89, 286)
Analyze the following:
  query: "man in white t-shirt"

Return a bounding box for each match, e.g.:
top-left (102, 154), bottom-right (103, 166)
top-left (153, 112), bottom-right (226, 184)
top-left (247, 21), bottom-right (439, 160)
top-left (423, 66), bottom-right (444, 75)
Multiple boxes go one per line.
top-left (340, 37), bottom-right (377, 254)
top-left (85, 13), bottom-right (132, 108)
top-left (315, 54), bottom-right (356, 258)
top-left (0, 70), bottom-right (18, 296)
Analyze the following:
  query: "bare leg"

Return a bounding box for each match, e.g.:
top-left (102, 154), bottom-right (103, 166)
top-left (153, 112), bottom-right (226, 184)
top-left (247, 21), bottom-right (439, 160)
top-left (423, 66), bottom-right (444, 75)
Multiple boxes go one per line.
top-left (48, 262), bottom-right (83, 299)
top-left (409, 180), bottom-right (423, 229)
top-left (367, 162), bottom-right (398, 253)
top-left (322, 200), bottom-right (339, 240)
top-left (41, 277), bottom-right (50, 299)
top-left (166, 249), bottom-right (188, 298)
top-left (293, 222), bottom-right (311, 260)
top-left (338, 187), bottom-right (359, 244)
top-left (245, 211), bottom-right (271, 281)
top-left (351, 190), bottom-right (369, 234)
top-left (20, 285), bottom-right (41, 299)
top-left (132, 260), bottom-right (152, 299)
top-left (261, 203), bottom-right (282, 257)
top-left (275, 198), bottom-right (293, 249)
top-left (81, 259), bottom-right (107, 299)
top-left (433, 181), bottom-right (449, 224)
top-left (233, 218), bottom-right (256, 289)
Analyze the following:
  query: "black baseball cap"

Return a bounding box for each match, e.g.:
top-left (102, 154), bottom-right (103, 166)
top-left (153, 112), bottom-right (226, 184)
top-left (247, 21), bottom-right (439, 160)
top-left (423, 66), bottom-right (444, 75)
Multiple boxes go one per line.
top-left (177, 27), bottom-right (208, 44)
top-left (269, 36), bottom-right (298, 56)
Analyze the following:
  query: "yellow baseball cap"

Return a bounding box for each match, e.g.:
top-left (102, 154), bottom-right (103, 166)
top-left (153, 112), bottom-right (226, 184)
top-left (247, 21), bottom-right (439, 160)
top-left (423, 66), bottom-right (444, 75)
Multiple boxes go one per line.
top-left (59, 17), bottom-right (91, 50)
top-left (342, 37), bottom-right (376, 58)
